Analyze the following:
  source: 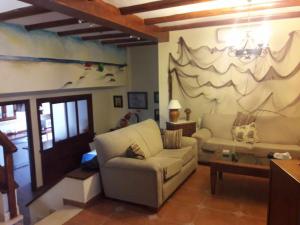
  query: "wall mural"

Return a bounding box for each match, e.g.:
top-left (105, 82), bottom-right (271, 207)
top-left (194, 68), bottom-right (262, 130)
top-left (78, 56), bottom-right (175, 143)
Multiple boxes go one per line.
top-left (168, 30), bottom-right (300, 117)
top-left (0, 23), bottom-right (127, 94)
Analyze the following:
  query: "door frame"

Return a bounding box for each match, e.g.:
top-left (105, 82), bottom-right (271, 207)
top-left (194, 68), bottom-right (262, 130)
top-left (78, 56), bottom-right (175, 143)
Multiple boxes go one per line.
top-left (0, 99), bottom-right (37, 191)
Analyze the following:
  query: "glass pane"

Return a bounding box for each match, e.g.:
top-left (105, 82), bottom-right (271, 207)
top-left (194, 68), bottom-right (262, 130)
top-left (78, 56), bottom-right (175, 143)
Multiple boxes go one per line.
top-left (39, 102), bottom-right (53, 150)
top-left (0, 146), bottom-right (4, 166)
top-left (77, 100), bottom-right (89, 134)
top-left (0, 107), bottom-right (2, 119)
top-left (6, 105), bottom-right (14, 118)
top-left (52, 103), bottom-right (68, 142)
top-left (67, 102), bottom-right (78, 137)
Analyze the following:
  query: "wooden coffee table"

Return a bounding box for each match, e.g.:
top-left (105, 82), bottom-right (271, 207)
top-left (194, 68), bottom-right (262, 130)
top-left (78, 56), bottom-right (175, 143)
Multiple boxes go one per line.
top-left (209, 153), bottom-right (270, 194)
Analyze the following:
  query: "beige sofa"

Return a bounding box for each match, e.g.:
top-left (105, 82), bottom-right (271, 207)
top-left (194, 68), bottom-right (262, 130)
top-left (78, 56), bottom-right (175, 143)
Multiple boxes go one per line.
top-left (94, 119), bottom-right (197, 209)
top-left (193, 114), bottom-right (300, 161)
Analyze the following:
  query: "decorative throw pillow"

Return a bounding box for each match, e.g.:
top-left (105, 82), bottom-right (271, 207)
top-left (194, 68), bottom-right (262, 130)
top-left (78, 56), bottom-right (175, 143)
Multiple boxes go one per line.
top-left (126, 143), bottom-right (145, 160)
top-left (232, 122), bottom-right (259, 144)
top-left (233, 112), bottom-right (256, 127)
top-left (163, 129), bottom-right (183, 149)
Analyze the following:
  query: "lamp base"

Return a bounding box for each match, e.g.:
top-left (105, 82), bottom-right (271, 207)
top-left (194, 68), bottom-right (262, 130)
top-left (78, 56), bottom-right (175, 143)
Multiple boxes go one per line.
top-left (169, 109), bottom-right (180, 122)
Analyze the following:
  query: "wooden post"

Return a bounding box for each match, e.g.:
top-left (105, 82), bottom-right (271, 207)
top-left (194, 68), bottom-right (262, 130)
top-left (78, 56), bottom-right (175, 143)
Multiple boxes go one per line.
top-left (0, 131), bottom-right (18, 219)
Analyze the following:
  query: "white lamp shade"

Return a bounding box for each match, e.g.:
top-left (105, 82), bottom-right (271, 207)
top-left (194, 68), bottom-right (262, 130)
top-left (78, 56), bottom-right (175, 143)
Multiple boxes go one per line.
top-left (168, 99), bottom-right (182, 109)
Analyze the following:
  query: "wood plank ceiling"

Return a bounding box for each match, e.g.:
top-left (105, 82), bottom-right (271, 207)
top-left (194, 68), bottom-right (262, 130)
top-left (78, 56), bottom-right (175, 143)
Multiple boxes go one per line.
top-left (1, 0), bottom-right (300, 47)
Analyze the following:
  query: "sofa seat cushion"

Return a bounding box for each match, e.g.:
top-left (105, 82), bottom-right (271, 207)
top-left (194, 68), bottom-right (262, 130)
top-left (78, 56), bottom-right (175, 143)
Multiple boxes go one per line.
top-left (252, 143), bottom-right (300, 157)
top-left (202, 138), bottom-right (252, 153)
top-left (148, 157), bottom-right (182, 181)
top-left (156, 146), bottom-right (194, 166)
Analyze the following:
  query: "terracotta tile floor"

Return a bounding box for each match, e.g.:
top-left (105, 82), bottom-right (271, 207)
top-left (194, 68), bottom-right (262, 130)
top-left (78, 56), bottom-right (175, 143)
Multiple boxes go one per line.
top-left (64, 165), bottom-right (268, 225)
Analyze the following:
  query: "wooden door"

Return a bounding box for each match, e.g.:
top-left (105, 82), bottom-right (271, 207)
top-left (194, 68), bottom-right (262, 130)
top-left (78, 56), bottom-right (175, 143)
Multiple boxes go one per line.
top-left (37, 95), bottom-right (94, 186)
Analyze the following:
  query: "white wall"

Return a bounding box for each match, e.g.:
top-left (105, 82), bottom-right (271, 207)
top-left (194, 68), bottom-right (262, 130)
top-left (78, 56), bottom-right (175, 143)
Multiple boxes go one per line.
top-left (159, 17), bottom-right (300, 128)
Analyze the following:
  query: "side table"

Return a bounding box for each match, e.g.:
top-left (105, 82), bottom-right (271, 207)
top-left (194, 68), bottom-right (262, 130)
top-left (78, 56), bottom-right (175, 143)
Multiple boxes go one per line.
top-left (166, 120), bottom-right (196, 137)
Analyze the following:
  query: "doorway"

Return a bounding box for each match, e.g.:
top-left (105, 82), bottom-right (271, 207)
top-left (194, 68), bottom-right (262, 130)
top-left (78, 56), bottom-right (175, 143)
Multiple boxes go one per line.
top-left (0, 100), bottom-right (35, 224)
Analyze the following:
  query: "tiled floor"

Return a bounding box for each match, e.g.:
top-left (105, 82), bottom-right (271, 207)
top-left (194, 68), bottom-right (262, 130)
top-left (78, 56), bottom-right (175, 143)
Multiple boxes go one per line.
top-left (64, 165), bottom-right (268, 225)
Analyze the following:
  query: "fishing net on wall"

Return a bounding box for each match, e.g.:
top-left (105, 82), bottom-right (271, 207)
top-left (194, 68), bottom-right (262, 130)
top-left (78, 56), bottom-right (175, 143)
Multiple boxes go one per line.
top-left (169, 31), bottom-right (300, 116)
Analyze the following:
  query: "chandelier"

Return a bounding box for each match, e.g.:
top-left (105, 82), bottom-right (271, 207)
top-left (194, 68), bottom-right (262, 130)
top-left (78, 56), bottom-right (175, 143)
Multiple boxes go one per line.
top-left (233, 30), bottom-right (267, 60)
top-left (229, 0), bottom-right (270, 60)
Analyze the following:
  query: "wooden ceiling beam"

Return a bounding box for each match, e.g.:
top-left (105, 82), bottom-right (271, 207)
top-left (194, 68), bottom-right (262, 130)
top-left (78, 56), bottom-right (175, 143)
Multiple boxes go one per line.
top-left (58, 26), bottom-right (114, 36)
top-left (160, 11), bottom-right (300, 31)
top-left (102, 38), bottom-right (146, 45)
top-left (117, 41), bottom-right (157, 48)
top-left (82, 33), bottom-right (130, 41)
top-left (145, 1), bottom-right (300, 25)
top-left (20, 0), bottom-right (169, 42)
top-left (25, 18), bottom-right (83, 31)
top-left (120, 0), bottom-right (211, 15)
top-left (0, 6), bottom-right (50, 21)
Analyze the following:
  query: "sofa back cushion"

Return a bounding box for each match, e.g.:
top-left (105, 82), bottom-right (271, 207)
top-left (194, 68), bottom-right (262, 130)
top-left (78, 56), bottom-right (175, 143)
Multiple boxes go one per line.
top-left (256, 116), bottom-right (300, 145)
top-left (94, 119), bottom-right (162, 165)
top-left (133, 119), bottom-right (163, 156)
top-left (202, 114), bottom-right (236, 140)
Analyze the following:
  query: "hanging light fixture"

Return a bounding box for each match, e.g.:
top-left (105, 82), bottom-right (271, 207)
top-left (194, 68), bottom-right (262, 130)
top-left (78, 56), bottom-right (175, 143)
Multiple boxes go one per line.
top-left (230, 0), bottom-right (269, 60)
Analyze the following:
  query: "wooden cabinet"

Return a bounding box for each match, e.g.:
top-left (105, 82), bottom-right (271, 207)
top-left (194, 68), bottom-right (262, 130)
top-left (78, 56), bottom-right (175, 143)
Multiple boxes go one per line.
top-left (267, 160), bottom-right (300, 225)
top-left (166, 120), bottom-right (196, 137)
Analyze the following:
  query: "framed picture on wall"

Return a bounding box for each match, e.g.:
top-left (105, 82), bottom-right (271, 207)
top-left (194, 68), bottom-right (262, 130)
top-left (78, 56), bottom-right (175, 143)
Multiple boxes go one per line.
top-left (154, 91), bottom-right (159, 103)
top-left (127, 92), bottom-right (148, 109)
top-left (154, 109), bottom-right (159, 121)
top-left (113, 95), bottom-right (123, 108)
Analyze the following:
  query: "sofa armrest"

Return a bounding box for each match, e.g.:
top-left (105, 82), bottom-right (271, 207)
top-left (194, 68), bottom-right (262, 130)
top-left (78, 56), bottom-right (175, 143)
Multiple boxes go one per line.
top-left (192, 128), bottom-right (212, 141)
top-left (192, 128), bottom-right (212, 151)
top-left (100, 157), bottom-right (163, 208)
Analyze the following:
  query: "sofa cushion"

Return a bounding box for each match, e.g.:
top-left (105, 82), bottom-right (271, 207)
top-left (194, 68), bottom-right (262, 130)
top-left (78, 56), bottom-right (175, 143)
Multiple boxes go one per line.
top-left (133, 119), bottom-right (163, 156)
top-left (148, 157), bottom-right (182, 181)
top-left (94, 129), bottom-right (133, 165)
top-left (156, 146), bottom-right (194, 166)
top-left (126, 143), bottom-right (145, 160)
top-left (233, 112), bottom-right (256, 126)
top-left (252, 143), bottom-right (300, 157)
top-left (95, 121), bottom-right (155, 165)
top-left (163, 129), bottom-right (182, 149)
top-left (256, 116), bottom-right (300, 145)
top-left (202, 114), bottom-right (236, 140)
top-left (202, 137), bottom-right (252, 153)
top-left (232, 122), bottom-right (259, 144)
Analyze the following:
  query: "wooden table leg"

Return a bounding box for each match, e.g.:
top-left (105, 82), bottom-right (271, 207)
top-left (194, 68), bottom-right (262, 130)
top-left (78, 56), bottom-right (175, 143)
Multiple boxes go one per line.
top-left (218, 171), bottom-right (223, 180)
top-left (210, 166), bottom-right (217, 195)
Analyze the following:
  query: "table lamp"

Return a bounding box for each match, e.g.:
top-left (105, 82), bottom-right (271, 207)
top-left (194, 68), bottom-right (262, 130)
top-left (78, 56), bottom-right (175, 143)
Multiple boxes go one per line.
top-left (168, 99), bottom-right (181, 122)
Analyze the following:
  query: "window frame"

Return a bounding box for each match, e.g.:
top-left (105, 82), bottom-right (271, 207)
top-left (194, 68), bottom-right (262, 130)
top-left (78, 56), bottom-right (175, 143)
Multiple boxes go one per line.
top-left (36, 94), bottom-right (93, 152)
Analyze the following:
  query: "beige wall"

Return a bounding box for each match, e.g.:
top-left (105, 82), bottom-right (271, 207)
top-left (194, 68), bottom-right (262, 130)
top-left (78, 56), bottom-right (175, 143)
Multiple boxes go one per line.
top-left (127, 45), bottom-right (159, 121)
top-left (159, 17), bottom-right (300, 128)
